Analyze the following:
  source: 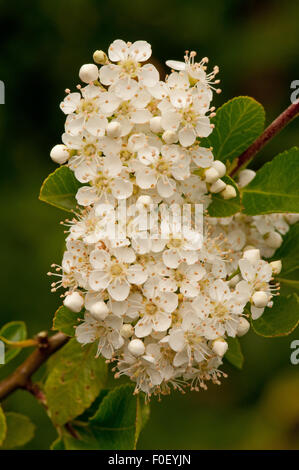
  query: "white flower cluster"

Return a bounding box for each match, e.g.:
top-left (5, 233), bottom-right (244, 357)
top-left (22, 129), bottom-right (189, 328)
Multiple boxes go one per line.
top-left (48, 40), bottom-right (292, 397)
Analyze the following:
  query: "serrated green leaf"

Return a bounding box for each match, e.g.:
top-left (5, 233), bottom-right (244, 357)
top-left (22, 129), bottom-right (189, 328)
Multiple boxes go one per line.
top-left (224, 337), bottom-right (244, 369)
top-left (242, 148), bottom-right (299, 215)
top-left (0, 412), bottom-right (35, 449)
top-left (52, 305), bottom-right (80, 337)
top-left (60, 385), bottom-right (149, 450)
top-left (0, 321), bottom-right (27, 366)
top-left (39, 166), bottom-right (83, 212)
top-left (251, 294), bottom-right (299, 337)
top-left (0, 406), bottom-right (7, 446)
top-left (208, 175), bottom-right (241, 217)
top-left (89, 384), bottom-right (149, 450)
top-left (201, 96), bottom-right (265, 165)
top-left (271, 223), bottom-right (299, 295)
top-left (45, 339), bottom-right (107, 426)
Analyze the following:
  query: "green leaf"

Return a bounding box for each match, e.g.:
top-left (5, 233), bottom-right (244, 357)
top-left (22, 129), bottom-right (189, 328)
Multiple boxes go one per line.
top-left (50, 437), bottom-right (65, 450)
top-left (0, 321), bottom-right (27, 366)
top-left (45, 339), bottom-right (107, 426)
top-left (88, 384), bottom-right (149, 450)
top-left (270, 223), bottom-right (299, 295)
top-left (52, 305), bottom-right (80, 337)
top-left (0, 412), bottom-right (35, 449)
top-left (39, 166), bottom-right (83, 213)
top-left (224, 337), bottom-right (244, 369)
top-left (77, 389), bottom-right (110, 421)
top-left (60, 385), bottom-right (150, 450)
top-left (208, 175), bottom-right (241, 217)
top-left (242, 148), bottom-right (299, 215)
top-left (251, 294), bottom-right (299, 337)
top-left (0, 406), bottom-right (7, 446)
top-left (201, 96), bottom-right (265, 165)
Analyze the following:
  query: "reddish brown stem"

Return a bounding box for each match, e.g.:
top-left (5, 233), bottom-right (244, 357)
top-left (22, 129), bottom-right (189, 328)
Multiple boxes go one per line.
top-left (230, 100), bottom-right (299, 177)
top-left (0, 332), bottom-right (69, 401)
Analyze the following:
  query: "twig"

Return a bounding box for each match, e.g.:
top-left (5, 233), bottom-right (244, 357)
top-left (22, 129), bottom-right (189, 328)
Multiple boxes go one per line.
top-left (230, 100), bottom-right (299, 177)
top-left (0, 332), bottom-right (69, 401)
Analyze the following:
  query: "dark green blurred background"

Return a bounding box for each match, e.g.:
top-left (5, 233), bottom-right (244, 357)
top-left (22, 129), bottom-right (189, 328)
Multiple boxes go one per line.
top-left (0, 0), bottom-right (299, 450)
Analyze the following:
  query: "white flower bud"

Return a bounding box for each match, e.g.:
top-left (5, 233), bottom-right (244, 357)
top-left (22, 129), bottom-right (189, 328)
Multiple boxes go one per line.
top-left (252, 291), bottom-right (269, 308)
top-left (79, 63), bottom-right (99, 83)
top-left (236, 317), bottom-right (250, 337)
top-left (128, 339), bottom-right (145, 356)
top-left (204, 167), bottom-right (219, 183)
top-left (238, 169), bottom-right (256, 188)
top-left (212, 339), bottom-right (228, 357)
top-left (264, 231), bottom-right (283, 249)
top-left (162, 130), bottom-right (178, 144)
top-left (50, 144), bottom-right (69, 164)
top-left (89, 301), bottom-right (109, 321)
top-left (212, 160), bottom-right (226, 178)
top-left (270, 260), bottom-right (282, 275)
top-left (106, 121), bottom-right (121, 138)
top-left (210, 179), bottom-right (226, 193)
top-left (93, 50), bottom-right (109, 65)
top-left (284, 214), bottom-right (299, 225)
top-left (150, 116), bottom-right (163, 133)
top-left (63, 291), bottom-right (84, 313)
top-left (120, 324), bottom-right (134, 339)
top-left (243, 248), bottom-right (260, 263)
top-left (220, 184), bottom-right (237, 199)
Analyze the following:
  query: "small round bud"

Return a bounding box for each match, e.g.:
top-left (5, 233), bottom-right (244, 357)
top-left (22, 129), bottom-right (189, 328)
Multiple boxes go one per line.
top-left (212, 339), bottom-right (228, 357)
top-left (220, 184), bottom-right (237, 199)
top-left (204, 167), bottom-right (219, 184)
top-left (264, 231), bottom-right (283, 249)
top-left (79, 64), bottom-right (99, 83)
top-left (128, 339), bottom-right (145, 356)
top-left (106, 121), bottom-right (121, 138)
top-left (238, 169), bottom-right (256, 188)
top-left (89, 301), bottom-right (109, 321)
top-left (236, 318), bottom-right (250, 337)
top-left (243, 248), bottom-right (260, 263)
top-left (252, 291), bottom-right (269, 308)
top-left (210, 179), bottom-right (226, 193)
top-left (162, 130), bottom-right (178, 144)
top-left (212, 160), bottom-right (226, 178)
top-left (270, 260), bottom-right (282, 275)
top-left (120, 324), bottom-right (134, 339)
top-left (93, 50), bottom-right (109, 65)
top-left (63, 291), bottom-right (84, 313)
top-left (150, 116), bottom-right (163, 133)
top-left (50, 144), bottom-right (69, 164)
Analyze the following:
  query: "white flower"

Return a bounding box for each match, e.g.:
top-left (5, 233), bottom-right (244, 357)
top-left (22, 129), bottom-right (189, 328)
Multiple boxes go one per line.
top-left (61, 85), bottom-right (108, 136)
top-left (88, 248), bottom-right (148, 300)
top-left (126, 291), bottom-right (177, 337)
top-left (162, 230), bottom-right (202, 269)
top-left (159, 262), bottom-right (206, 298)
top-left (75, 156), bottom-right (132, 205)
top-left (168, 323), bottom-right (211, 366)
top-left (99, 40), bottom-right (159, 94)
top-left (134, 143), bottom-right (191, 197)
top-left (49, 39), bottom-right (286, 397)
top-left (76, 312), bottom-right (124, 359)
